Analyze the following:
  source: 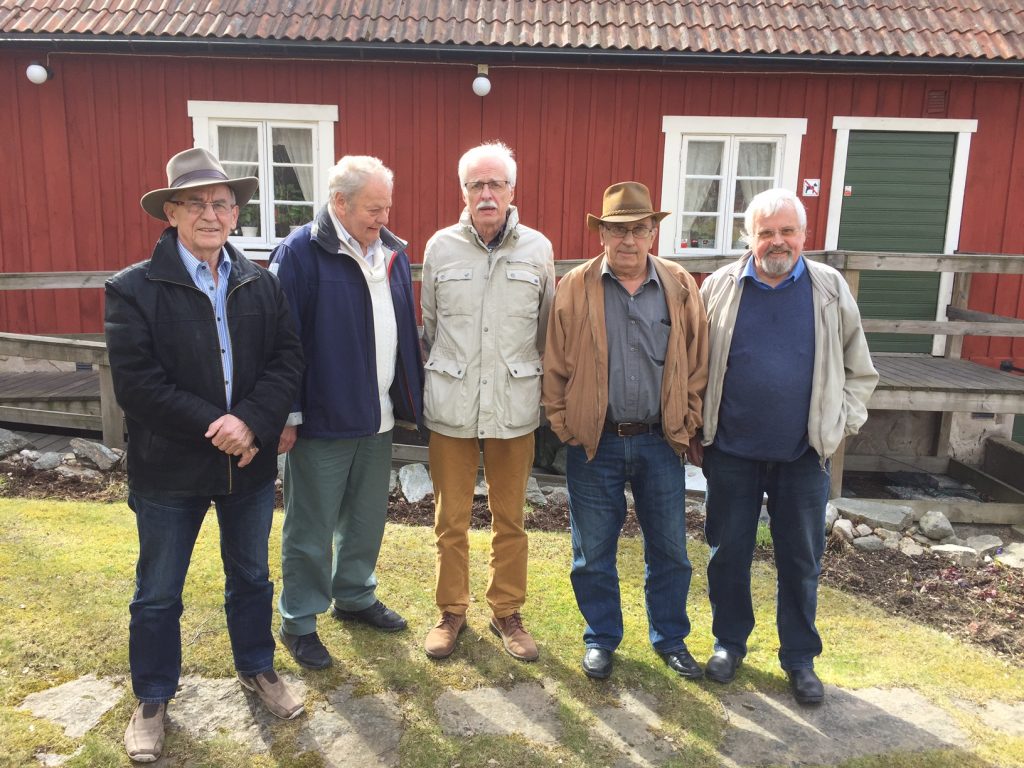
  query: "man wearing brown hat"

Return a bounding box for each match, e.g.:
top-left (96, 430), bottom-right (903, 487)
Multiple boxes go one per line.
top-left (105, 147), bottom-right (304, 762)
top-left (542, 181), bottom-right (708, 680)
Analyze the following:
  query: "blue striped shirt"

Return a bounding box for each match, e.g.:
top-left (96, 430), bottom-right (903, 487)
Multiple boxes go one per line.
top-left (176, 242), bottom-right (234, 408)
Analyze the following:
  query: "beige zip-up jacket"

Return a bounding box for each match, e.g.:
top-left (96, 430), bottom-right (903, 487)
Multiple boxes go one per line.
top-left (542, 254), bottom-right (709, 460)
top-left (421, 206), bottom-right (555, 439)
top-left (700, 254), bottom-right (879, 462)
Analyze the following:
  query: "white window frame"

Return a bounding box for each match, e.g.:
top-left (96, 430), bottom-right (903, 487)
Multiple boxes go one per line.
top-left (659, 116), bottom-right (807, 257)
top-left (825, 116), bottom-right (978, 355)
top-left (188, 101), bottom-right (338, 257)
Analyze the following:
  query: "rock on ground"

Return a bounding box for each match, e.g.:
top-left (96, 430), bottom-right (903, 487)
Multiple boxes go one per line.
top-left (919, 510), bottom-right (956, 541)
top-left (964, 534), bottom-right (1003, 557)
top-left (930, 544), bottom-right (980, 568)
top-left (398, 463), bottom-right (433, 503)
top-left (69, 437), bottom-right (122, 471)
top-left (832, 498), bottom-right (913, 532)
top-left (17, 674), bottom-right (122, 739)
top-left (435, 682), bottom-right (561, 745)
top-left (995, 541), bottom-right (1024, 569)
top-left (590, 690), bottom-right (678, 768)
top-left (718, 686), bottom-right (969, 767)
top-left (852, 535), bottom-right (884, 552)
top-left (832, 519), bottom-right (855, 541)
top-left (525, 476), bottom-right (547, 507)
top-left (0, 427), bottom-right (31, 458)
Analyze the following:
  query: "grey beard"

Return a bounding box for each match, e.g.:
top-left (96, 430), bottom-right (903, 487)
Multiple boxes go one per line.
top-left (760, 252), bottom-right (793, 277)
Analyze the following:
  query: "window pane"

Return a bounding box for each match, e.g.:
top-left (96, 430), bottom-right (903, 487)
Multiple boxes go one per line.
top-left (685, 141), bottom-right (724, 175)
top-left (274, 167), bottom-right (313, 202)
top-left (683, 179), bottom-right (719, 213)
top-left (737, 142), bottom-right (776, 177)
top-left (275, 203), bottom-right (314, 238)
top-left (731, 216), bottom-right (746, 250)
top-left (218, 126), bottom-right (260, 192)
top-left (234, 203), bottom-right (261, 238)
top-left (271, 127), bottom-right (312, 165)
top-left (733, 179), bottom-right (772, 213)
top-left (680, 215), bottom-right (717, 249)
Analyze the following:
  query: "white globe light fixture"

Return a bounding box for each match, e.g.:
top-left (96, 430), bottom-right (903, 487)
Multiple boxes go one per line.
top-left (472, 64), bottom-right (491, 97)
top-left (26, 62), bottom-right (52, 85)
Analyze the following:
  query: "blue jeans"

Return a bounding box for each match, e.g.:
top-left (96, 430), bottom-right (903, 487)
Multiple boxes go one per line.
top-left (566, 431), bottom-right (692, 654)
top-left (128, 480), bottom-right (276, 703)
top-left (703, 446), bottom-right (830, 671)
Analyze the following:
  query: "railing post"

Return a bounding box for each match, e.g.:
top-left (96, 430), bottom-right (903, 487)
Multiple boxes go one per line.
top-left (97, 363), bottom-right (125, 449)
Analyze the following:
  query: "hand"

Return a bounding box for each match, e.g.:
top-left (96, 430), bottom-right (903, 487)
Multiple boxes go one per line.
top-left (685, 441), bottom-right (704, 467)
top-left (237, 444), bottom-right (259, 468)
top-left (205, 414), bottom-right (255, 457)
top-left (278, 425), bottom-right (297, 454)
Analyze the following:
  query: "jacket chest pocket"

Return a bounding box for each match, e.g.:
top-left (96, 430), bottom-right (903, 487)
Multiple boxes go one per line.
top-left (435, 268), bottom-right (475, 316)
top-left (505, 268), bottom-right (541, 318)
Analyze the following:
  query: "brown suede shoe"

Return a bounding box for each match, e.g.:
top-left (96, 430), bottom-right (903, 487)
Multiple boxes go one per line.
top-left (237, 670), bottom-right (304, 720)
top-left (124, 701), bottom-right (166, 763)
top-left (425, 612), bottom-right (466, 659)
top-left (490, 612), bottom-right (539, 661)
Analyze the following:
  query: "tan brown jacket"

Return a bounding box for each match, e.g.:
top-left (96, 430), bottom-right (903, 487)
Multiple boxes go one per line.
top-left (542, 254), bottom-right (709, 460)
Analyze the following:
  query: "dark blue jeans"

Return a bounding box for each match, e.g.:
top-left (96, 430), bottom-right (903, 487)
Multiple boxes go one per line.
top-left (127, 480), bottom-right (276, 702)
top-left (703, 446), bottom-right (830, 671)
top-left (566, 431), bottom-right (692, 654)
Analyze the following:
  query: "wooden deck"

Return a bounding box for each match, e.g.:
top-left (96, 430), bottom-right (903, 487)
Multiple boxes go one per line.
top-left (869, 354), bottom-right (1024, 412)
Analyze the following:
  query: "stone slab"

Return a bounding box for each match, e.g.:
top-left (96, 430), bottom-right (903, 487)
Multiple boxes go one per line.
top-left (296, 684), bottom-right (404, 768)
top-left (435, 682), bottom-right (561, 745)
top-left (719, 686), bottom-right (969, 767)
top-left (18, 674), bottom-right (122, 739)
top-left (832, 497), bottom-right (913, 531)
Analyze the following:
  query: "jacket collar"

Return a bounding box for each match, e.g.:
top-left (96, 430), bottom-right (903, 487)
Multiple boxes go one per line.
top-left (310, 204), bottom-right (408, 256)
top-left (459, 205), bottom-right (521, 250)
top-left (146, 227), bottom-right (260, 288)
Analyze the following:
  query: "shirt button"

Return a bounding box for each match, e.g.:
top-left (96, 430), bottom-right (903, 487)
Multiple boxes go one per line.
top-left (482, 378), bottom-right (488, 384)
top-left (484, 327), bottom-right (489, 332)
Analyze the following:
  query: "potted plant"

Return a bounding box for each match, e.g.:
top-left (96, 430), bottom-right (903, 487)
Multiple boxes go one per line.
top-left (237, 204), bottom-right (259, 237)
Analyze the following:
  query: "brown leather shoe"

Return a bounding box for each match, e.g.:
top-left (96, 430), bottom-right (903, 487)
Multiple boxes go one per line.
top-left (490, 612), bottom-right (539, 661)
top-left (124, 701), bottom-right (166, 763)
top-left (425, 612), bottom-right (466, 659)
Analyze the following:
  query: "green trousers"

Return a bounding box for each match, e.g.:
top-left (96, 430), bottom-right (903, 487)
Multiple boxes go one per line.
top-left (278, 431), bottom-right (393, 636)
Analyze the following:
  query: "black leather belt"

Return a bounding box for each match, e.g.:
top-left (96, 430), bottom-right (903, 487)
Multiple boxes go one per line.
top-left (604, 421), bottom-right (660, 437)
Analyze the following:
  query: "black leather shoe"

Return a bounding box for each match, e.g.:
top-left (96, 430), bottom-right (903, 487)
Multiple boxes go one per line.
top-left (705, 650), bottom-right (742, 683)
top-left (279, 629), bottom-right (332, 670)
top-left (332, 600), bottom-right (408, 632)
top-left (659, 647), bottom-right (703, 679)
top-left (788, 668), bottom-right (825, 705)
top-left (582, 648), bottom-right (613, 679)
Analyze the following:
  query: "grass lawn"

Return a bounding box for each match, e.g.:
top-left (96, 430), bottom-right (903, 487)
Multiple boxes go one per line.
top-left (1, 498), bottom-right (1023, 767)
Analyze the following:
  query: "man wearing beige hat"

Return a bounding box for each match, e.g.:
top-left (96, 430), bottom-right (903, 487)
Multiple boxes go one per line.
top-left (105, 147), bottom-right (304, 762)
top-left (542, 182), bottom-right (708, 680)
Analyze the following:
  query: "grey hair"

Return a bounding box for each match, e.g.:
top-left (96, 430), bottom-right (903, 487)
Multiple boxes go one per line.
top-left (458, 141), bottom-right (517, 188)
top-left (328, 156), bottom-right (394, 202)
top-left (742, 188), bottom-right (807, 247)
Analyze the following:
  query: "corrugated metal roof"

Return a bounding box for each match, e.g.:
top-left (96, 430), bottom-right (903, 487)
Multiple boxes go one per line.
top-left (2, 0), bottom-right (1022, 61)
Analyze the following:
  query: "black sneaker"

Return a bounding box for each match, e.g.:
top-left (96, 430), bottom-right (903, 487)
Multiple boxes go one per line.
top-left (332, 600), bottom-right (407, 632)
top-left (278, 629), bottom-right (332, 670)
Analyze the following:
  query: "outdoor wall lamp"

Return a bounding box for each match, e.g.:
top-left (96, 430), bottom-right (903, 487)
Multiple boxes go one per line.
top-left (472, 64), bottom-right (491, 97)
top-left (26, 62), bottom-right (53, 85)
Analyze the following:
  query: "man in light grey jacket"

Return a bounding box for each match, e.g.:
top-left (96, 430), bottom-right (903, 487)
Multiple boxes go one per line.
top-left (420, 141), bottom-right (555, 662)
top-left (687, 188), bottom-right (877, 705)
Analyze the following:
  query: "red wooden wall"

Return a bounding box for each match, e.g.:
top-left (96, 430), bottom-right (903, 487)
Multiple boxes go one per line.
top-left (3, 52), bottom-right (1024, 366)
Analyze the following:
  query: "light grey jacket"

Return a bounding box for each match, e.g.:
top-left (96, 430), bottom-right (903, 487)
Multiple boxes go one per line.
top-left (421, 206), bottom-right (556, 439)
top-left (700, 255), bottom-right (878, 462)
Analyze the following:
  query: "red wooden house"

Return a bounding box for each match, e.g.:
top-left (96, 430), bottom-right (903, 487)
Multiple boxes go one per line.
top-left (2, 0), bottom-right (1023, 376)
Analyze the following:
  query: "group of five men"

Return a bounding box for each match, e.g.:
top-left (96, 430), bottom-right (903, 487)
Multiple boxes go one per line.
top-left (105, 142), bottom-right (876, 763)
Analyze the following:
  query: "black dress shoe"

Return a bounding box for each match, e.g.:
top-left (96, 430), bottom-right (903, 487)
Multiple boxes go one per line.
top-left (279, 629), bottom-right (332, 670)
top-left (705, 650), bottom-right (742, 683)
top-left (582, 648), bottom-right (613, 679)
top-left (788, 668), bottom-right (825, 705)
top-left (659, 647), bottom-right (703, 679)
top-left (332, 600), bottom-right (408, 632)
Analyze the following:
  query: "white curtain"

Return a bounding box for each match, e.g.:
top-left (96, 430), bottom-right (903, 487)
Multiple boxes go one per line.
top-left (217, 126), bottom-right (259, 183)
top-left (273, 127), bottom-right (314, 202)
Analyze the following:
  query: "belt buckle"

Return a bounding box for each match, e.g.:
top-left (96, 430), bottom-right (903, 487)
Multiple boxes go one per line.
top-left (617, 423), bottom-right (628, 437)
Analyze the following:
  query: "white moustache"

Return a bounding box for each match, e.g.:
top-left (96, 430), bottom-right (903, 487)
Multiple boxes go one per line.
top-left (476, 201), bottom-right (498, 211)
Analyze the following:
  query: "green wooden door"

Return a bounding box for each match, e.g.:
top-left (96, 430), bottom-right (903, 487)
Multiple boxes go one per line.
top-left (837, 131), bottom-right (955, 353)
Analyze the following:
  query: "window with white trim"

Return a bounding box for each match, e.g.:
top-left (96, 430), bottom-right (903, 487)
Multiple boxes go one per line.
top-left (188, 101), bottom-right (338, 255)
top-left (659, 117), bottom-right (807, 257)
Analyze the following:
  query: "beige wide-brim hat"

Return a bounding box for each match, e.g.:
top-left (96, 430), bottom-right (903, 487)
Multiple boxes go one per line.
top-left (140, 147), bottom-right (259, 220)
top-left (586, 181), bottom-right (670, 231)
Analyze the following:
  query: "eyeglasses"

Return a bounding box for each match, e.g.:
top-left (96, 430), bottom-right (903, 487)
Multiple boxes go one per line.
top-left (169, 199), bottom-right (236, 217)
top-left (756, 227), bottom-right (800, 241)
top-left (464, 180), bottom-right (510, 194)
top-left (603, 224), bottom-right (655, 239)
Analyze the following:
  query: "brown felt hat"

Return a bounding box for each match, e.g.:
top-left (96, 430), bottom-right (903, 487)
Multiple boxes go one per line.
top-left (586, 181), bottom-right (669, 231)
top-left (140, 147), bottom-right (259, 220)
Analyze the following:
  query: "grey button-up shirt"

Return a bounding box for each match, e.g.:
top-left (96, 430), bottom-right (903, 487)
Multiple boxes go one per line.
top-left (602, 257), bottom-right (670, 424)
